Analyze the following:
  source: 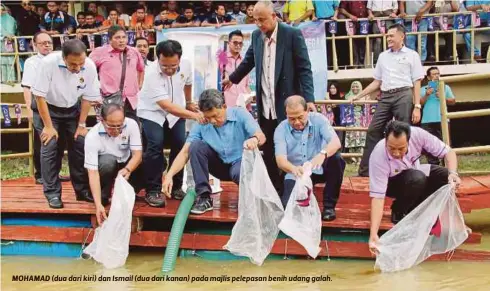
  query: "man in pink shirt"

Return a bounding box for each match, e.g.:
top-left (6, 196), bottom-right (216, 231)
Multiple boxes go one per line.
top-left (222, 30), bottom-right (251, 107)
top-left (90, 25), bottom-right (145, 120)
top-left (368, 121), bottom-right (461, 254)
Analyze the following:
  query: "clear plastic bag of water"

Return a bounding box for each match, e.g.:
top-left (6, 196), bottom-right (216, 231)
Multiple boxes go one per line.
top-left (223, 149), bottom-right (284, 265)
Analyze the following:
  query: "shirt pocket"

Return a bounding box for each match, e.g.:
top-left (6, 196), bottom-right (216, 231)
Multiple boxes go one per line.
top-left (118, 143), bottom-right (130, 151)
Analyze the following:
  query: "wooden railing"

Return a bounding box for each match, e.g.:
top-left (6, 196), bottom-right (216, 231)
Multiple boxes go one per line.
top-left (326, 10), bottom-right (490, 71)
top-left (438, 73), bottom-right (490, 175)
top-left (1, 10), bottom-right (489, 84)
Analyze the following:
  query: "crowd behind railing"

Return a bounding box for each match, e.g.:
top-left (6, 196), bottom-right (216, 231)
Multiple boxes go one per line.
top-left (1, 0), bottom-right (490, 84)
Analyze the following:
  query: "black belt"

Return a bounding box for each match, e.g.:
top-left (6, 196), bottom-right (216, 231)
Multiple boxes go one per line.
top-left (381, 87), bottom-right (411, 94)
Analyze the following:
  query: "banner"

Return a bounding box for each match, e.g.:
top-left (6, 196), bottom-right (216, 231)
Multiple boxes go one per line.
top-left (157, 22), bottom-right (328, 101)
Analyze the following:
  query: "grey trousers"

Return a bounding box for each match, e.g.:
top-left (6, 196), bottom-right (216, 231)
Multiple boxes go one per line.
top-left (98, 154), bottom-right (144, 199)
top-left (358, 88), bottom-right (413, 176)
top-left (32, 104), bottom-right (89, 199)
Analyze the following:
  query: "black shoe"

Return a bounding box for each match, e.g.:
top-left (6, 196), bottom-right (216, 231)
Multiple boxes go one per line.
top-left (35, 177), bottom-right (44, 185)
top-left (322, 208), bottom-right (336, 221)
top-left (76, 192), bottom-right (94, 203)
top-left (48, 197), bottom-right (64, 209)
top-left (190, 195), bottom-right (213, 215)
top-left (171, 188), bottom-right (186, 200)
top-left (145, 192), bottom-right (165, 207)
top-left (59, 175), bottom-right (70, 182)
top-left (391, 212), bottom-right (406, 224)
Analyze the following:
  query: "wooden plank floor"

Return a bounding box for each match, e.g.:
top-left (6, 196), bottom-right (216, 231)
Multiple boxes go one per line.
top-left (2, 176), bottom-right (490, 231)
top-left (2, 176), bottom-right (490, 260)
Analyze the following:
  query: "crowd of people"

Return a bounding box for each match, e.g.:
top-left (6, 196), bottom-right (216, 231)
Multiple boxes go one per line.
top-left (10, 1), bottom-right (466, 254)
top-left (1, 1), bottom-right (489, 83)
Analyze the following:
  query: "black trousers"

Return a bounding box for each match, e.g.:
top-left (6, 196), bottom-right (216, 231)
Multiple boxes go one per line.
top-left (422, 122), bottom-right (443, 165)
top-left (141, 118), bottom-right (186, 194)
top-left (358, 88), bottom-right (413, 176)
top-left (281, 152), bottom-right (346, 209)
top-left (32, 104), bottom-right (89, 200)
top-left (386, 166), bottom-right (448, 215)
top-left (97, 154), bottom-right (144, 199)
top-left (189, 140), bottom-right (241, 197)
top-left (260, 116), bottom-right (281, 191)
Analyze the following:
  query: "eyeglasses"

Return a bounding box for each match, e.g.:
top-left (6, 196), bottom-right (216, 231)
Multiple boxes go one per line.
top-left (103, 122), bottom-right (124, 130)
top-left (231, 41), bottom-right (243, 46)
top-left (160, 64), bottom-right (179, 70)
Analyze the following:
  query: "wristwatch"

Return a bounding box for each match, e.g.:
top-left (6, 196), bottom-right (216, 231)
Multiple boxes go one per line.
top-left (78, 123), bottom-right (86, 128)
top-left (320, 149), bottom-right (328, 157)
top-left (414, 104), bottom-right (422, 109)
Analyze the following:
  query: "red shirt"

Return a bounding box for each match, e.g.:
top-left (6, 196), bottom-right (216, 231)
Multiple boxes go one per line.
top-left (340, 1), bottom-right (368, 18)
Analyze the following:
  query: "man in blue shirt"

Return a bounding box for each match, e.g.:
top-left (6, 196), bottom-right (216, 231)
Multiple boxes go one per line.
top-left (274, 95), bottom-right (346, 221)
top-left (162, 89), bottom-right (266, 215)
top-left (312, 0), bottom-right (339, 20)
top-left (420, 67), bottom-right (456, 165)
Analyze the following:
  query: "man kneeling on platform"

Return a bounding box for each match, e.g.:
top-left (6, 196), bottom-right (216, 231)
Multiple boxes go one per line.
top-left (162, 89), bottom-right (266, 214)
top-left (368, 121), bottom-right (461, 252)
top-left (84, 103), bottom-right (144, 225)
top-left (274, 95), bottom-right (346, 221)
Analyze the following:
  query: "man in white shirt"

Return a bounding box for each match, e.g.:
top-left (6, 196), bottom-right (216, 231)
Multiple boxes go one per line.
top-left (137, 40), bottom-right (203, 208)
top-left (32, 39), bottom-right (101, 209)
top-left (21, 32), bottom-right (69, 185)
top-left (352, 24), bottom-right (424, 177)
top-left (85, 103), bottom-right (143, 225)
top-left (135, 37), bottom-right (153, 70)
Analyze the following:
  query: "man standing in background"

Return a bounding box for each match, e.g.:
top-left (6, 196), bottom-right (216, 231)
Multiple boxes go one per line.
top-left (90, 25), bottom-right (145, 121)
top-left (222, 30), bottom-right (251, 107)
top-left (352, 24), bottom-right (424, 177)
top-left (420, 67), bottom-right (456, 165)
top-left (135, 37), bottom-right (153, 69)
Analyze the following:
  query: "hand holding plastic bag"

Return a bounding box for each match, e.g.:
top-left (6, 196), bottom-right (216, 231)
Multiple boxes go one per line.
top-left (374, 185), bottom-right (470, 272)
top-left (83, 175), bottom-right (136, 269)
top-left (223, 149), bottom-right (284, 265)
top-left (278, 163), bottom-right (322, 258)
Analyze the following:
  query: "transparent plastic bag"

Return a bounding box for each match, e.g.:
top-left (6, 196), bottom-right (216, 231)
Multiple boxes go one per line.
top-left (83, 175), bottom-right (136, 269)
top-left (278, 163), bottom-right (322, 258)
top-left (375, 184), bottom-right (470, 273)
top-left (223, 149), bottom-right (284, 265)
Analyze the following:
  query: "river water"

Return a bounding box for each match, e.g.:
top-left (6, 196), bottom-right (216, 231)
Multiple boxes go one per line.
top-left (2, 210), bottom-right (490, 291)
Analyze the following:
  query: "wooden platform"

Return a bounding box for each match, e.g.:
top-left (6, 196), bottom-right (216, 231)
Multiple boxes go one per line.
top-left (2, 176), bottom-right (490, 260)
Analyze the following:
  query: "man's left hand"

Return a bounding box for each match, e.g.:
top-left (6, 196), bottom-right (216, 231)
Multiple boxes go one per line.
top-left (74, 126), bottom-right (88, 139)
top-left (448, 173), bottom-right (461, 189)
top-left (311, 153), bottom-right (326, 171)
top-left (118, 168), bottom-right (131, 180)
top-left (243, 137), bottom-right (259, 150)
top-left (186, 102), bottom-right (199, 112)
top-left (411, 108), bottom-right (421, 124)
top-left (307, 102), bottom-right (316, 112)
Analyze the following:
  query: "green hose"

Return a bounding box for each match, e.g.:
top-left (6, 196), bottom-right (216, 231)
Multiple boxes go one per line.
top-left (161, 187), bottom-right (196, 273)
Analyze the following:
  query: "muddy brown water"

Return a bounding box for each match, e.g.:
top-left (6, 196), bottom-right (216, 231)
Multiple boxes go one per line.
top-left (2, 210), bottom-right (490, 291)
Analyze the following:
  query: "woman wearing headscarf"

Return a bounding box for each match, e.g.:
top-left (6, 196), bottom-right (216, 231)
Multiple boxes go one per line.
top-left (325, 81), bottom-right (345, 151)
top-left (0, 4), bottom-right (17, 83)
top-left (343, 81), bottom-right (366, 164)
